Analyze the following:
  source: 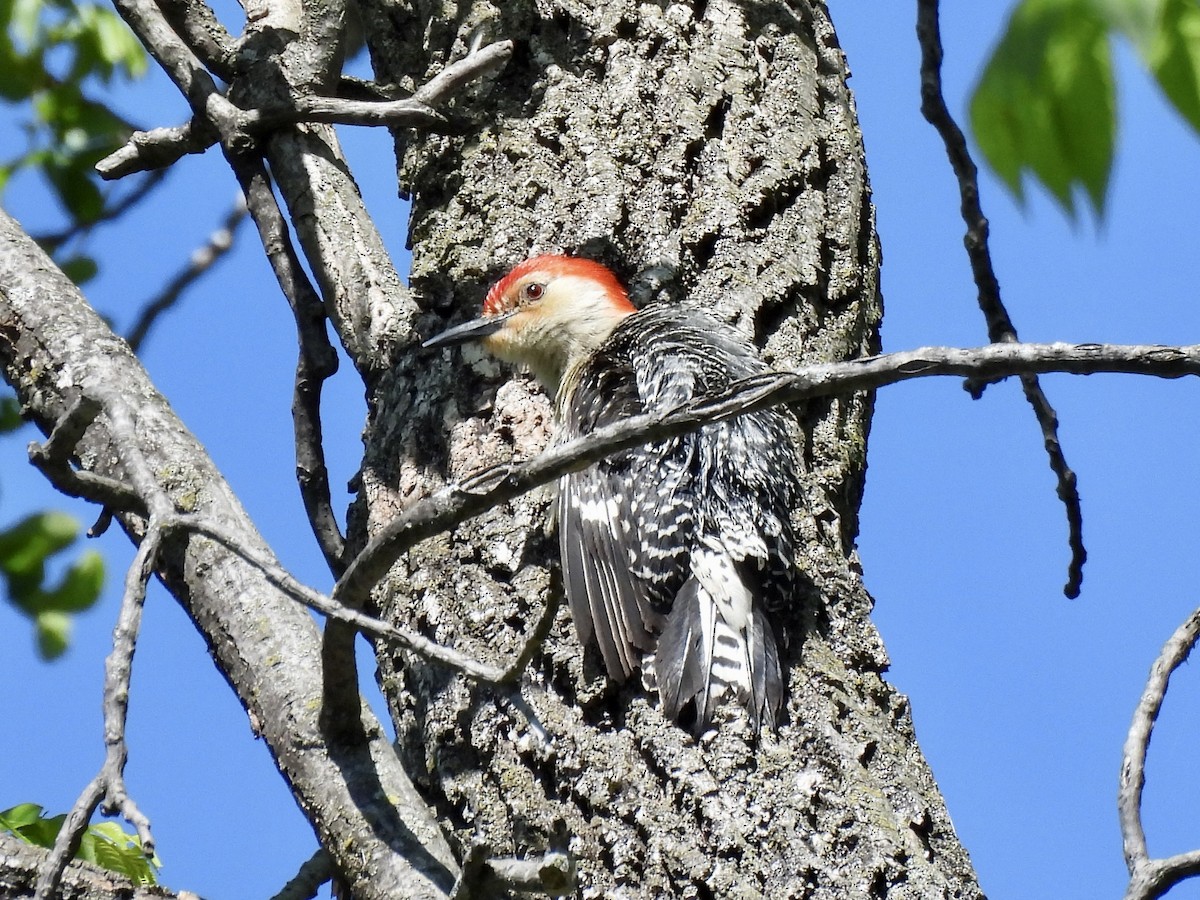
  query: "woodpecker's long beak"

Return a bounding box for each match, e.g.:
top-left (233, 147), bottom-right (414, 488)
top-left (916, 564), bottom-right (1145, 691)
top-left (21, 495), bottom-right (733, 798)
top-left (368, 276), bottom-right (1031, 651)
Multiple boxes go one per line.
top-left (422, 310), bottom-right (517, 349)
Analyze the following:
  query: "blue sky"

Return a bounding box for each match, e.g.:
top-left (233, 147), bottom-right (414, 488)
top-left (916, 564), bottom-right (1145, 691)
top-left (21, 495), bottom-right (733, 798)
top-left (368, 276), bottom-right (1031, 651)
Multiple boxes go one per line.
top-left (3, 3), bottom-right (1200, 898)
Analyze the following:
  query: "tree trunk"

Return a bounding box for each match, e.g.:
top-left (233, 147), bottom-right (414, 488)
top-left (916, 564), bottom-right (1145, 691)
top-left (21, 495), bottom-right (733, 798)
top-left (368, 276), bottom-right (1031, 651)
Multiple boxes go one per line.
top-left (352, 1), bottom-right (984, 895)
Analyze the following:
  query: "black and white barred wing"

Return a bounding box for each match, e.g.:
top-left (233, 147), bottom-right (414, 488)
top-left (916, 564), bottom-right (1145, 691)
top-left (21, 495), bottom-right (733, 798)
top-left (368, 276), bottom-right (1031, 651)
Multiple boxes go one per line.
top-left (555, 354), bottom-right (667, 682)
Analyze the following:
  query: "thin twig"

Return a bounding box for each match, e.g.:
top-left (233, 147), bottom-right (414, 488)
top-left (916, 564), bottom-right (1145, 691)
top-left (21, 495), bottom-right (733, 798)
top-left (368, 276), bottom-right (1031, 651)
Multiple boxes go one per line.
top-left (34, 526), bottom-right (161, 898)
top-left (916, 0), bottom-right (1086, 597)
top-left (28, 431), bottom-right (508, 684)
top-left (28, 394), bottom-right (102, 461)
top-left (173, 514), bottom-right (508, 683)
top-left (95, 40), bottom-right (514, 181)
top-left (1119, 605), bottom-right (1200, 900)
top-left (30, 344), bottom-right (1200, 696)
top-left (450, 842), bottom-right (575, 899)
top-left (96, 119), bottom-right (218, 181)
top-left (28, 396), bottom-right (147, 517)
top-left (31, 779), bottom-right (103, 900)
top-left (412, 40), bottom-right (513, 105)
top-left (241, 95), bottom-right (443, 131)
top-left (125, 196), bottom-right (249, 352)
top-left (36, 398), bottom-right (192, 894)
top-left (34, 172), bottom-right (168, 252)
top-left (109, 0), bottom-right (242, 141)
top-left (229, 158), bottom-right (345, 573)
top-left (501, 592), bottom-right (564, 684)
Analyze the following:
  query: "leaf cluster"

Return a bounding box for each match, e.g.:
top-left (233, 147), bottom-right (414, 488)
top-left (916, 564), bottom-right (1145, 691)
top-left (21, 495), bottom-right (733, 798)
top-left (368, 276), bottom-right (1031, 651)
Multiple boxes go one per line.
top-left (0, 394), bottom-right (103, 659)
top-left (972, 0), bottom-right (1200, 217)
top-left (0, 803), bottom-right (159, 884)
top-left (1, 0), bottom-right (147, 281)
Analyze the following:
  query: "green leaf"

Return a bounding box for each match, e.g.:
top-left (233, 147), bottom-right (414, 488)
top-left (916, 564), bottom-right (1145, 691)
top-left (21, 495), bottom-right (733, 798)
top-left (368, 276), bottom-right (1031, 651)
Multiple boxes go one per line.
top-left (971, 0), bottom-right (1116, 217)
top-left (45, 155), bottom-right (105, 223)
top-left (1143, 0), bottom-right (1200, 132)
top-left (36, 609), bottom-right (70, 659)
top-left (8, 0), bottom-right (44, 47)
top-left (0, 396), bottom-right (21, 432)
top-left (4, 809), bottom-right (66, 848)
top-left (90, 6), bottom-right (146, 79)
top-left (42, 548), bottom-right (104, 612)
top-left (59, 254), bottom-right (99, 284)
top-left (84, 823), bottom-right (159, 884)
top-left (51, 3), bottom-right (147, 83)
top-left (0, 511), bottom-right (79, 581)
top-left (0, 512), bottom-right (105, 659)
top-left (29, 547), bottom-right (105, 660)
top-left (0, 806), bottom-right (158, 883)
top-left (0, 804), bottom-right (47, 832)
top-left (0, 39), bottom-right (42, 101)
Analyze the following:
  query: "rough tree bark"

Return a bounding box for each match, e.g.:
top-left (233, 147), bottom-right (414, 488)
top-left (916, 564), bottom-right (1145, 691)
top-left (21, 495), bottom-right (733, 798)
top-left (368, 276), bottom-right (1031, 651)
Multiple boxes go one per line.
top-left (0, 0), bottom-right (991, 896)
top-left (351, 1), bottom-right (984, 896)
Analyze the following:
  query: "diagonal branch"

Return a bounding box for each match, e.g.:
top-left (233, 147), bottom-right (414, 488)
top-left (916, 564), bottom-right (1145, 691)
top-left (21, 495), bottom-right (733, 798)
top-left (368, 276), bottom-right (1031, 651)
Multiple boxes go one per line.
top-left (228, 157), bottom-right (346, 574)
top-left (125, 196), bottom-right (248, 352)
top-left (916, 0), bottom-right (1086, 598)
top-left (0, 207), bottom-right (460, 900)
top-left (335, 339), bottom-right (1200, 610)
top-left (156, 0), bottom-right (237, 80)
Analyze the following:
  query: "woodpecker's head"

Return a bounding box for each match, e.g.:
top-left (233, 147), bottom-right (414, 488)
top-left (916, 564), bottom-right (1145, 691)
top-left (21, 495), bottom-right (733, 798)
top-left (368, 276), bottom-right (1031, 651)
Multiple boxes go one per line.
top-left (423, 255), bottom-right (636, 394)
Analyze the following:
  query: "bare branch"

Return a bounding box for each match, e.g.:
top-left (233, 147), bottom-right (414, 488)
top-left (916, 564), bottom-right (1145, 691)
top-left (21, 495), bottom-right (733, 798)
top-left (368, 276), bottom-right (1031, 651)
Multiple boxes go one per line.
top-left (156, 0), bottom-right (237, 80)
top-left (172, 514), bottom-right (507, 683)
top-left (95, 40), bottom-right (514, 181)
top-left (126, 196), bottom-right (249, 352)
top-left (450, 842), bottom-right (575, 899)
top-left (242, 95), bottom-right (443, 131)
top-left (32, 396), bottom-right (506, 700)
top-left (34, 171), bottom-right (168, 252)
top-left (42, 344), bottom-right (1184, 709)
top-left (222, 152), bottom-right (357, 735)
top-left (109, 0), bottom-right (241, 140)
top-left (96, 120), bottom-right (217, 181)
top-left (916, 0), bottom-right (1086, 598)
top-left (1120, 605), bottom-right (1200, 900)
top-left (484, 852), bottom-right (575, 896)
top-left (412, 40), bottom-right (514, 105)
top-left (1, 832), bottom-right (192, 899)
top-left (28, 394), bottom-right (102, 462)
top-left (1125, 852), bottom-right (1200, 900)
top-left (229, 158), bottom-right (345, 574)
top-left (0, 209), bottom-right (460, 899)
top-left (335, 339), bottom-right (1200, 611)
top-left (35, 525), bottom-right (161, 898)
top-left (270, 849), bottom-right (334, 900)
top-left (28, 396), bottom-right (147, 517)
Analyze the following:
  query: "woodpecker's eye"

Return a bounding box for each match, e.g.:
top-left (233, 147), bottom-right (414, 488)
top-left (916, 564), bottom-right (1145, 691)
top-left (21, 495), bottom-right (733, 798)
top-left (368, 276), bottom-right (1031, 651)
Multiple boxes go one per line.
top-left (521, 282), bottom-right (545, 304)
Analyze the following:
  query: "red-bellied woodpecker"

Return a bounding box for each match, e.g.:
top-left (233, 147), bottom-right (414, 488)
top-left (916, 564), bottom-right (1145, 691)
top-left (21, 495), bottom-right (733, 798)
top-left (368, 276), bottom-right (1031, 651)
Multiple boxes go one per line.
top-left (424, 255), bottom-right (799, 733)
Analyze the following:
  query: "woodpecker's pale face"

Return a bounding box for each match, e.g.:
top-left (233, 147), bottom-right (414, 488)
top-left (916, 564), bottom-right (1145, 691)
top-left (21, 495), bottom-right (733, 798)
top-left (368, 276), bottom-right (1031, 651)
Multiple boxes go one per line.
top-left (423, 255), bottom-right (635, 394)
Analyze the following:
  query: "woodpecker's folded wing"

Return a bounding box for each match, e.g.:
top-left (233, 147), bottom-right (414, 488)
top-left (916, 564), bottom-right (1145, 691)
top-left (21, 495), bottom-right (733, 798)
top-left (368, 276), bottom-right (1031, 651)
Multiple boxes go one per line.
top-left (559, 470), bottom-right (662, 680)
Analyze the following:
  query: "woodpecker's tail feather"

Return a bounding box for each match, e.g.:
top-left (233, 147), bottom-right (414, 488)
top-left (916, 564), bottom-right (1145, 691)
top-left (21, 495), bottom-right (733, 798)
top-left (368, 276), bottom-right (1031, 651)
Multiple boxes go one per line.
top-left (646, 563), bottom-right (783, 734)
